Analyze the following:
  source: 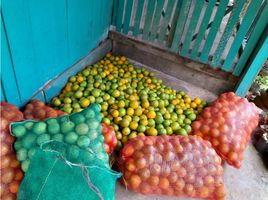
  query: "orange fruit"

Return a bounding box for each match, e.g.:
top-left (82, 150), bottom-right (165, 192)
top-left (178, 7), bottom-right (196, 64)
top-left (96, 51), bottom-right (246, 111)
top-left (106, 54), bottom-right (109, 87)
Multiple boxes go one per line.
top-left (159, 177), bottom-right (170, 189)
top-left (129, 174), bottom-right (141, 189)
top-left (147, 110), bottom-right (156, 119)
top-left (76, 76), bottom-right (84, 83)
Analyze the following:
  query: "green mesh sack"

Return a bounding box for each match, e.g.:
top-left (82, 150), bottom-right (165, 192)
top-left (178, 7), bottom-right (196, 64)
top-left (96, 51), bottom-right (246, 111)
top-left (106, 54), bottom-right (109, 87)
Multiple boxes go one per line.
top-left (11, 103), bottom-right (109, 172)
top-left (17, 141), bottom-right (121, 200)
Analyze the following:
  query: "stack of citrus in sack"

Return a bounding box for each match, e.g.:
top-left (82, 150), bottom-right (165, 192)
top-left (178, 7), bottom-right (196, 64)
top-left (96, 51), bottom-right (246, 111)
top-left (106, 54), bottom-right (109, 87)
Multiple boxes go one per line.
top-left (11, 103), bottom-right (110, 172)
top-left (191, 92), bottom-right (261, 168)
top-left (23, 99), bottom-right (117, 155)
top-left (51, 53), bottom-right (207, 147)
top-left (23, 99), bottom-right (66, 120)
top-left (1, 102), bottom-right (24, 200)
top-left (119, 136), bottom-right (225, 199)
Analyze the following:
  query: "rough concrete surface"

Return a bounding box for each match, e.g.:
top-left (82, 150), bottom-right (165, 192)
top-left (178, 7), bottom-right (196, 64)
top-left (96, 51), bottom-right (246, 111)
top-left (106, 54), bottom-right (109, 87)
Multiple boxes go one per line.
top-left (115, 60), bottom-right (268, 200)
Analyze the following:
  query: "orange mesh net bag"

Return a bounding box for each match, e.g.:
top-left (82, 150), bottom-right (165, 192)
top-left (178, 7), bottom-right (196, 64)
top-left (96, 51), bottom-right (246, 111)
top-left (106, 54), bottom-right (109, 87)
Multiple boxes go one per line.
top-left (1, 102), bottom-right (24, 200)
top-left (23, 99), bottom-right (66, 120)
top-left (191, 92), bottom-right (261, 168)
top-left (119, 135), bottom-right (225, 199)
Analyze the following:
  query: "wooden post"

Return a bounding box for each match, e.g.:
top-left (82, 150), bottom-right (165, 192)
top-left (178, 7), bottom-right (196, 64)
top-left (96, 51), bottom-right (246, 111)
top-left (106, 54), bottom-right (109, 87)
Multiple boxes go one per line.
top-left (235, 27), bottom-right (268, 96)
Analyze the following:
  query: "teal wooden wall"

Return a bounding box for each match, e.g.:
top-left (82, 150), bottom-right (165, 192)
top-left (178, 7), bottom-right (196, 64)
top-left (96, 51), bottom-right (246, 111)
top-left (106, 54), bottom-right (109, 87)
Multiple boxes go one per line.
top-left (1, 0), bottom-right (112, 107)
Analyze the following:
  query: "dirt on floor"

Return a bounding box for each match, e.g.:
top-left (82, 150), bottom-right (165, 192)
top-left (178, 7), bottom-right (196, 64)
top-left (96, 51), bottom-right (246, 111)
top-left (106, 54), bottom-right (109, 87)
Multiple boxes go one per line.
top-left (115, 61), bottom-right (268, 200)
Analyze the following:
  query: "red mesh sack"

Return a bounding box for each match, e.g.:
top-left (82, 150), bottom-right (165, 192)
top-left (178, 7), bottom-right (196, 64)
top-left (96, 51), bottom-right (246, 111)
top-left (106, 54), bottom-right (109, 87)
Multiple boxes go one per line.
top-left (101, 123), bottom-right (117, 155)
top-left (23, 99), bottom-right (66, 120)
top-left (1, 102), bottom-right (24, 200)
top-left (191, 92), bottom-right (261, 168)
top-left (119, 135), bottom-right (225, 199)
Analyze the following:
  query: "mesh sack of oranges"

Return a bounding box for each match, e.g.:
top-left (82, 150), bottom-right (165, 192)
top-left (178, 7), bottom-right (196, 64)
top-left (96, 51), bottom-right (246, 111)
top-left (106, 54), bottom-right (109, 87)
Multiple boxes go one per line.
top-left (191, 92), bottom-right (261, 168)
top-left (119, 135), bottom-right (225, 199)
top-left (23, 99), bottom-right (66, 120)
top-left (17, 141), bottom-right (121, 200)
top-left (1, 102), bottom-right (24, 200)
top-left (101, 123), bottom-right (117, 155)
top-left (11, 103), bottom-right (109, 172)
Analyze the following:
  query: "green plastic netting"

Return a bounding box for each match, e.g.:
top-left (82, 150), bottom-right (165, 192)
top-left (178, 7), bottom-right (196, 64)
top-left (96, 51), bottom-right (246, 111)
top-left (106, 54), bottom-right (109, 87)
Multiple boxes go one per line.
top-left (11, 103), bottom-right (109, 172)
top-left (17, 141), bottom-right (121, 200)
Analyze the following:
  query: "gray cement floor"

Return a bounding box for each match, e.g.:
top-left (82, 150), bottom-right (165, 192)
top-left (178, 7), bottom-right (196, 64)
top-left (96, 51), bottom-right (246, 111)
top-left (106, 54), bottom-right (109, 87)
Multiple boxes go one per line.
top-left (115, 61), bottom-right (268, 200)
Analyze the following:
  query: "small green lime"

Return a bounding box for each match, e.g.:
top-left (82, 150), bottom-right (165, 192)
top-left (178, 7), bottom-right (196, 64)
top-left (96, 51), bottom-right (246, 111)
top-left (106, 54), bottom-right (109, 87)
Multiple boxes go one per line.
top-left (21, 159), bottom-right (30, 172)
top-left (137, 125), bottom-right (146, 132)
top-left (17, 148), bottom-right (27, 161)
top-left (176, 128), bottom-right (188, 136)
top-left (28, 148), bottom-right (36, 159)
top-left (184, 124), bottom-right (192, 133)
top-left (70, 113), bottom-right (86, 124)
top-left (184, 118), bottom-right (192, 125)
top-left (46, 118), bottom-right (58, 125)
top-left (77, 136), bottom-right (90, 148)
top-left (84, 109), bottom-right (95, 119)
top-left (61, 121), bottom-right (75, 133)
top-left (163, 120), bottom-right (171, 127)
top-left (85, 119), bottom-right (99, 130)
top-left (158, 128), bottom-right (167, 135)
top-left (88, 129), bottom-right (98, 140)
top-left (75, 123), bottom-right (89, 135)
top-left (22, 133), bottom-right (37, 149)
top-left (187, 113), bottom-right (197, 121)
top-left (12, 125), bottom-right (26, 137)
top-left (65, 132), bottom-right (78, 144)
top-left (48, 123), bottom-right (60, 134)
top-left (37, 134), bottom-right (51, 145)
top-left (52, 134), bottom-right (64, 142)
top-left (33, 122), bottom-right (47, 135)
top-left (14, 141), bottom-right (22, 151)
top-left (166, 127), bottom-right (173, 135)
top-left (171, 122), bottom-right (180, 131)
top-left (24, 122), bottom-right (34, 130)
top-left (74, 91), bottom-right (83, 98)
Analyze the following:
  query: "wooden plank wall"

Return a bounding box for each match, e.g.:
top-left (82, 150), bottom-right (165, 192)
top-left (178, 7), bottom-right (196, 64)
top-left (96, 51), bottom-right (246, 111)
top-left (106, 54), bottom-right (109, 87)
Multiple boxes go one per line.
top-left (111, 0), bottom-right (268, 96)
top-left (1, 0), bottom-right (112, 107)
top-left (112, 0), bottom-right (267, 72)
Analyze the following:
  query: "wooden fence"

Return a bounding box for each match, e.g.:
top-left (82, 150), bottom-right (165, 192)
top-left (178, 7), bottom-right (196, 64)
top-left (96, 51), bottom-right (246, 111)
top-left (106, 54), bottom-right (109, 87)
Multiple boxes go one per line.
top-left (112, 0), bottom-right (267, 78)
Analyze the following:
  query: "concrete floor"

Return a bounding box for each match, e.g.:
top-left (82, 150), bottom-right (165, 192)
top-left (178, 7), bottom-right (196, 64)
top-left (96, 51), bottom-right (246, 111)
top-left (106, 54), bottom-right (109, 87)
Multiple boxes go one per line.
top-left (115, 61), bottom-right (268, 200)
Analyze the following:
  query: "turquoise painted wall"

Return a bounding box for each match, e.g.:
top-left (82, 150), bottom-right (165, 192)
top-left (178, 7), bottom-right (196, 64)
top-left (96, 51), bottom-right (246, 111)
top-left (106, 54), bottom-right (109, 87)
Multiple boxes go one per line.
top-left (1, 0), bottom-right (112, 107)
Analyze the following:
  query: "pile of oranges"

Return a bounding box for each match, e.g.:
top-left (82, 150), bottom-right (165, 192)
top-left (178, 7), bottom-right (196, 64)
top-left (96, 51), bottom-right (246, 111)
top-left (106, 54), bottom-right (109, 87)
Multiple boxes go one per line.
top-left (51, 53), bottom-right (207, 147)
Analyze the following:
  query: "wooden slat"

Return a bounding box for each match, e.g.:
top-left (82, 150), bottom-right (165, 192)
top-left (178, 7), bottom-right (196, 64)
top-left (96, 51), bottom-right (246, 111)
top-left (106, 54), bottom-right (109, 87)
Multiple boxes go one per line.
top-left (1, 82), bottom-right (6, 102)
top-left (133, 0), bottom-right (145, 36)
top-left (233, 3), bottom-right (268, 76)
top-left (170, 0), bottom-right (193, 52)
top-left (1, 13), bottom-right (21, 106)
top-left (223, 0), bottom-right (263, 70)
top-left (190, 0), bottom-right (216, 59)
top-left (158, 0), bottom-right (175, 43)
top-left (167, 0), bottom-right (183, 46)
top-left (116, 0), bottom-right (125, 31)
top-left (180, 1), bottom-right (204, 57)
top-left (199, 0), bottom-right (229, 63)
top-left (2, 1), bottom-right (36, 104)
top-left (123, 0), bottom-right (134, 34)
top-left (211, 0), bottom-right (246, 68)
top-left (149, 0), bottom-right (165, 41)
top-left (112, 0), bottom-right (119, 25)
top-left (142, 0), bottom-right (156, 40)
top-left (235, 28), bottom-right (268, 96)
